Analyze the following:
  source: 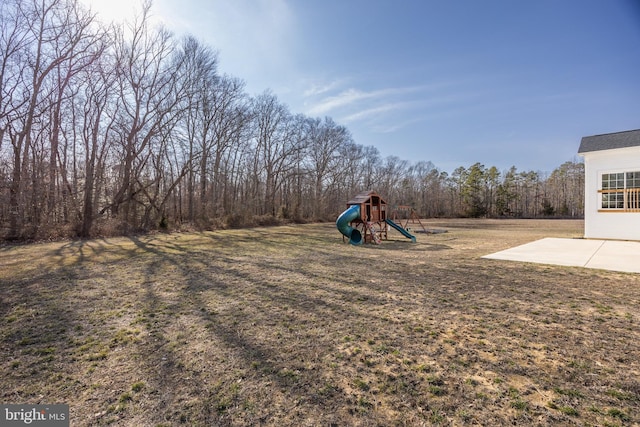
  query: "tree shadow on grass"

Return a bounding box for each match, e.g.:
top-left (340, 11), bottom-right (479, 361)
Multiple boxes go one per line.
top-left (4, 224), bottom-right (638, 426)
top-left (125, 235), bottom-right (370, 425)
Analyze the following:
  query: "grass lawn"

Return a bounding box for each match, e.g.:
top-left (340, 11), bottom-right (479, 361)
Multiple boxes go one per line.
top-left (1, 219), bottom-right (639, 426)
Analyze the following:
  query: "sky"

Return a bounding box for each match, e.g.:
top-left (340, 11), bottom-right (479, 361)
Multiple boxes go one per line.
top-left (83, 0), bottom-right (640, 174)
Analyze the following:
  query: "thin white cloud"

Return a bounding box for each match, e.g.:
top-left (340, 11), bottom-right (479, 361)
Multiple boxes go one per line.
top-left (343, 94), bottom-right (472, 124)
top-left (307, 83), bottom-right (483, 136)
top-left (305, 85), bottom-right (433, 117)
top-left (342, 101), bottom-right (421, 123)
top-left (306, 88), bottom-right (372, 116)
top-left (302, 79), bottom-right (346, 97)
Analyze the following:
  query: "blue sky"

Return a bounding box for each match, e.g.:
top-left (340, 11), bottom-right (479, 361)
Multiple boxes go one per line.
top-left (87, 0), bottom-right (640, 174)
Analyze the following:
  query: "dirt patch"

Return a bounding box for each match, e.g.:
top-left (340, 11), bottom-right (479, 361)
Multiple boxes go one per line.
top-left (1, 219), bottom-right (639, 426)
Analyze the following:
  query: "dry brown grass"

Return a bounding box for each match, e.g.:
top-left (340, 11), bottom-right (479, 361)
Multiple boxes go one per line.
top-left (1, 219), bottom-right (639, 426)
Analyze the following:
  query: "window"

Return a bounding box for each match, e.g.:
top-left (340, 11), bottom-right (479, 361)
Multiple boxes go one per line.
top-left (602, 173), bottom-right (624, 190)
top-left (602, 192), bottom-right (624, 209)
top-left (627, 172), bottom-right (640, 188)
top-left (600, 172), bottom-right (640, 211)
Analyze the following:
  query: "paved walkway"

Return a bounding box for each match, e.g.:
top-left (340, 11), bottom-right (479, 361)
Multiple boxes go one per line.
top-left (482, 238), bottom-right (640, 274)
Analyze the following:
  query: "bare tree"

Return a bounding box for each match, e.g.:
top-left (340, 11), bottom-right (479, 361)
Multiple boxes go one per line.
top-left (208, 76), bottom-right (251, 218)
top-left (250, 91), bottom-right (303, 216)
top-left (45, 1), bottom-right (105, 228)
top-left (174, 36), bottom-right (218, 222)
top-left (360, 145), bottom-right (381, 191)
top-left (544, 160), bottom-right (584, 217)
top-left (105, 2), bottom-right (181, 230)
top-left (0, 0), bottom-right (588, 241)
top-left (0, 0), bottom-right (31, 154)
top-left (76, 44), bottom-right (118, 237)
top-left (2, 0), bottom-right (102, 238)
top-left (305, 116), bottom-right (352, 218)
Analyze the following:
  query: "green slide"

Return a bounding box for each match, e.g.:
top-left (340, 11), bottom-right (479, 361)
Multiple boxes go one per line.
top-left (385, 219), bottom-right (416, 243)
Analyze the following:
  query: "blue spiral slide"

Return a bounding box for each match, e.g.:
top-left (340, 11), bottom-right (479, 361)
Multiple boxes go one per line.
top-left (336, 205), bottom-right (363, 245)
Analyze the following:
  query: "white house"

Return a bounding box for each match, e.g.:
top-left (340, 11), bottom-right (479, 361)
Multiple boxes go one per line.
top-left (578, 129), bottom-right (640, 241)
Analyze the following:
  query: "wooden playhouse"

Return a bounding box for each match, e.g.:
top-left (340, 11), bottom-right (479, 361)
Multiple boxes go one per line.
top-left (346, 190), bottom-right (388, 243)
top-left (336, 190), bottom-right (417, 244)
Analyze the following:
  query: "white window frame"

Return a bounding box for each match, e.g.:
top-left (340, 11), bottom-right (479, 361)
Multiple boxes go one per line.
top-left (599, 171), bottom-right (640, 212)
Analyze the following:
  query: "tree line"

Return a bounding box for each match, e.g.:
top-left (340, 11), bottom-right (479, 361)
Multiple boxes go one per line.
top-left (0, 0), bottom-right (584, 241)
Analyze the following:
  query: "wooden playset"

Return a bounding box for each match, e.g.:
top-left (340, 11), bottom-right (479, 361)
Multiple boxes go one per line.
top-left (346, 190), bottom-right (388, 243)
top-left (336, 191), bottom-right (416, 245)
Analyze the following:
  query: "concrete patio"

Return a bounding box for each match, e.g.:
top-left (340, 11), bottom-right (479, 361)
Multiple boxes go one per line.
top-left (483, 237), bottom-right (640, 274)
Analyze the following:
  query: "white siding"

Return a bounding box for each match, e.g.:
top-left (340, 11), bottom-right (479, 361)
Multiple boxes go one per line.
top-left (581, 145), bottom-right (640, 241)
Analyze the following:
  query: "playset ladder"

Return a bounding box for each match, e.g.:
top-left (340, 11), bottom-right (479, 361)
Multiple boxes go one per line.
top-left (366, 222), bottom-right (381, 244)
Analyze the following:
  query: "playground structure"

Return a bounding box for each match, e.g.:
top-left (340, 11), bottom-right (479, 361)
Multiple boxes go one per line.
top-left (391, 205), bottom-right (429, 234)
top-left (336, 191), bottom-right (416, 245)
top-left (391, 206), bottom-right (448, 235)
